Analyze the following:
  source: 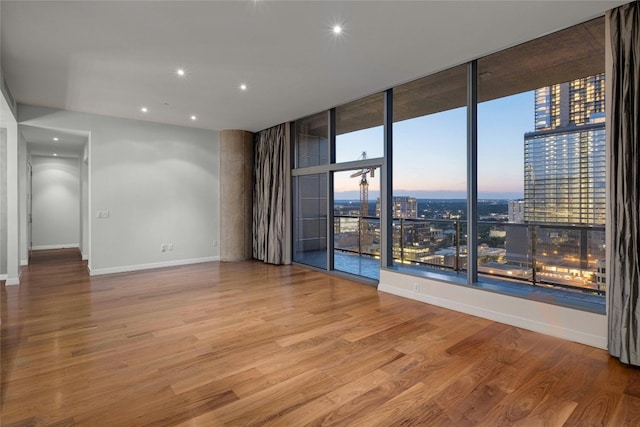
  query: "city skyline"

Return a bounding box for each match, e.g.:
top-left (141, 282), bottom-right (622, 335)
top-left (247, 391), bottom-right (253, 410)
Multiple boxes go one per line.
top-left (321, 73), bottom-right (607, 293)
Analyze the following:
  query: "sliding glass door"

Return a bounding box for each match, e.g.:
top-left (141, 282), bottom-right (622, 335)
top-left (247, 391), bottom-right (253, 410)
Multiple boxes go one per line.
top-left (292, 93), bottom-right (385, 281)
top-left (333, 168), bottom-right (381, 280)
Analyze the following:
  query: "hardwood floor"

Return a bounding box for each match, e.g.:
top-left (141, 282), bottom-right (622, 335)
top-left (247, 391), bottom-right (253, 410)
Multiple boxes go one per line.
top-left (2, 249), bottom-right (639, 426)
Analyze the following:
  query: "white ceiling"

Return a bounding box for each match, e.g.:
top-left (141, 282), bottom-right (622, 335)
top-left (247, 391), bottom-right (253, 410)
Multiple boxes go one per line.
top-left (21, 125), bottom-right (88, 158)
top-left (0, 1), bottom-right (630, 134)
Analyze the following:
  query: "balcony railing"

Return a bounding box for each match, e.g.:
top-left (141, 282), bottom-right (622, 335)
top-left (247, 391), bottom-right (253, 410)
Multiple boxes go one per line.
top-left (333, 214), bottom-right (606, 295)
top-left (333, 214), bottom-right (381, 258)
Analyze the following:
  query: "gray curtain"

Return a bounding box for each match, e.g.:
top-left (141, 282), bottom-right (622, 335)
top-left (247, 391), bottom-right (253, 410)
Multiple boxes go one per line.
top-left (253, 124), bottom-right (286, 264)
top-left (608, 1), bottom-right (640, 366)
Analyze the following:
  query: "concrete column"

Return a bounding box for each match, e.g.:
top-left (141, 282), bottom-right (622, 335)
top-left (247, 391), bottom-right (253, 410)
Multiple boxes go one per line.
top-left (219, 130), bottom-right (253, 261)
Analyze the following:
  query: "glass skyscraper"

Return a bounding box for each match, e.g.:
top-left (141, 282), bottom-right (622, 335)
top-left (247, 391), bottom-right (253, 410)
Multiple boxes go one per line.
top-left (524, 73), bottom-right (606, 225)
top-left (376, 196), bottom-right (418, 219)
top-left (507, 73), bottom-right (607, 291)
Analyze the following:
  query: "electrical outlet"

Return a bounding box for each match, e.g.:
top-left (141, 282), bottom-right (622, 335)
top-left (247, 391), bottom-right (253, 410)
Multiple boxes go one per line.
top-left (413, 283), bottom-right (419, 292)
top-left (168, 243), bottom-right (174, 251)
top-left (160, 243), bottom-right (167, 252)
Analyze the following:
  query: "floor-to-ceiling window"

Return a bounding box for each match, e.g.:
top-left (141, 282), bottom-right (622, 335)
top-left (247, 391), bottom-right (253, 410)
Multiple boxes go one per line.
top-left (392, 65), bottom-right (467, 272)
top-left (293, 112), bottom-right (328, 269)
top-left (292, 17), bottom-right (606, 304)
top-left (292, 94), bottom-right (384, 281)
top-left (333, 93), bottom-right (384, 279)
top-left (476, 17), bottom-right (606, 295)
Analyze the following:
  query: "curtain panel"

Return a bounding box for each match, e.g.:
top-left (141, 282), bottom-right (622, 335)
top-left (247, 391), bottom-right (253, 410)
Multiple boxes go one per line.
top-left (253, 124), bottom-right (286, 264)
top-left (607, 1), bottom-right (640, 366)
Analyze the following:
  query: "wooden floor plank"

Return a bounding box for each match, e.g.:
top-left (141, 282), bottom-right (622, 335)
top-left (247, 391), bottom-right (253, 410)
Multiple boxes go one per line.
top-left (2, 248), bottom-right (639, 426)
top-left (610, 394), bottom-right (640, 426)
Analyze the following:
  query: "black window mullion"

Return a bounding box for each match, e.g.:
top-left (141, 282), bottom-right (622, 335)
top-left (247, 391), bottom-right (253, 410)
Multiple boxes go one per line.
top-left (382, 88), bottom-right (393, 268)
top-left (467, 60), bottom-right (478, 284)
top-left (328, 109), bottom-right (336, 271)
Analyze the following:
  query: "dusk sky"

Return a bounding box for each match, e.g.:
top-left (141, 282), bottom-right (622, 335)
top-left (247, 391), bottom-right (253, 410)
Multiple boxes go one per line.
top-left (334, 91), bottom-right (534, 200)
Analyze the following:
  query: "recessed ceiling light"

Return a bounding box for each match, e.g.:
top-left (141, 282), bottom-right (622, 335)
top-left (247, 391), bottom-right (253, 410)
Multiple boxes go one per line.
top-left (333, 25), bottom-right (342, 35)
top-left (190, 115), bottom-right (197, 121)
top-left (53, 137), bottom-right (59, 141)
top-left (176, 68), bottom-right (186, 77)
top-left (53, 153), bottom-right (57, 157)
top-left (141, 107), bottom-right (148, 113)
top-left (240, 83), bottom-right (247, 91)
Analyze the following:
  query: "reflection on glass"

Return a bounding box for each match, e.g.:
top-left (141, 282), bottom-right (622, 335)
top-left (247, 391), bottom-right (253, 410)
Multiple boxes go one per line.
top-left (296, 112), bottom-right (328, 168)
top-left (335, 92), bottom-right (384, 163)
top-left (292, 174), bottom-right (327, 269)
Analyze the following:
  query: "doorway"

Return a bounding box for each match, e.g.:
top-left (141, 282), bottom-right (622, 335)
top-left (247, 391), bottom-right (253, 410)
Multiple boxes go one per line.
top-left (31, 155), bottom-right (81, 250)
top-left (333, 168), bottom-right (381, 280)
top-left (291, 162), bottom-right (383, 282)
top-left (20, 125), bottom-right (89, 264)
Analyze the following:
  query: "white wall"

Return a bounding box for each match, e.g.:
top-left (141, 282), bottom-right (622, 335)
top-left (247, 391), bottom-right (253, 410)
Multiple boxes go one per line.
top-left (18, 131), bottom-right (28, 264)
top-left (80, 147), bottom-right (89, 260)
top-left (1, 128), bottom-right (6, 276)
top-left (1, 90), bottom-right (20, 285)
top-left (19, 104), bottom-right (220, 274)
top-left (31, 155), bottom-right (80, 250)
top-left (379, 270), bottom-right (607, 349)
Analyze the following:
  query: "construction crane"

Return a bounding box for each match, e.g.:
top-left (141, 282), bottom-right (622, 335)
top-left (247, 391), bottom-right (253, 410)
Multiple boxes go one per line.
top-left (349, 151), bottom-right (377, 217)
top-left (350, 152), bottom-right (377, 251)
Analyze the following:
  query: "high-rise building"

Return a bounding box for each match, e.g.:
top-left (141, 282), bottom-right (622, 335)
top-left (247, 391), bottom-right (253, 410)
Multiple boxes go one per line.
top-left (596, 259), bottom-right (607, 291)
top-left (510, 74), bottom-right (607, 291)
top-left (376, 196), bottom-right (418, 219)
top-left (524, 73), bottom-right (606, 225)
top-left (508, 200), bottom-right (525, 223)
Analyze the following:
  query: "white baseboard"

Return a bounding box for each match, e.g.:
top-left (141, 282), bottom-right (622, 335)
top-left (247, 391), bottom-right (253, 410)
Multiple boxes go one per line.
top-left (3, 269), bottom-right (23, 285)
top-left (32, 244), bottom-right (79, 251)
top-left (89, 256), bottom-right (220, 276)
top-left (379, 270), bottom-right (607, 350)
top-left (20, 259), bottom-right (28, 266)
top-left (4, 276), bottom-right (20, 285)
top-left (81, 252), bottom-right (89, 261)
